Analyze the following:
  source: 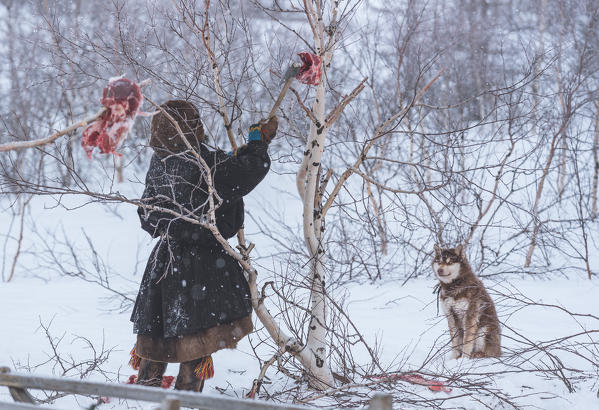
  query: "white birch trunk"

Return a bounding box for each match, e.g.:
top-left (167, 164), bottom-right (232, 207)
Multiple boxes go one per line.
top-left (293, 1), bottom-right (336, 390)
top-left (300, 80), bottom-right (335, 389)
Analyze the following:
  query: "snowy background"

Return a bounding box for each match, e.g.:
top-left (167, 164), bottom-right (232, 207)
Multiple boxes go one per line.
top-left (1, 0), bottom-right (599, 409)
top-left (1, 171), bottom-right (598, 409)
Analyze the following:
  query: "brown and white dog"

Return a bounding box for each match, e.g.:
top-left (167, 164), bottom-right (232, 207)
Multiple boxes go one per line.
top-left (433, 244), bottom-right (501, 359)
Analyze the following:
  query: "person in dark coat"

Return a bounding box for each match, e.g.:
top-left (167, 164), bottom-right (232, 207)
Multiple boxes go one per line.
top-left (130, 100), bottom-right (278, 392)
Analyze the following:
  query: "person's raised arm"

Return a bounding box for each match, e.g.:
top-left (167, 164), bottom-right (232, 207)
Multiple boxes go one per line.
top-left (211, 116), bottom-right (278, 201)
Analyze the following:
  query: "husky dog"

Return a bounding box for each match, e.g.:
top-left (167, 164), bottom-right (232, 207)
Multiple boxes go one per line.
top-left (433, 244), bottom-right (501, 359)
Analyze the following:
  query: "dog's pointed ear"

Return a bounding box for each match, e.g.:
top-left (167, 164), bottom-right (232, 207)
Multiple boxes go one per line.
top-left (456, 244), bottom-right (465, 258)
top-left (434, 244), bottom-right (441, 258)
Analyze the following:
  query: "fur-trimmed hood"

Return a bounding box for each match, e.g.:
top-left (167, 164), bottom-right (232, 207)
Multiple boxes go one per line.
top-left (150, 100), bottom-right (204, 157)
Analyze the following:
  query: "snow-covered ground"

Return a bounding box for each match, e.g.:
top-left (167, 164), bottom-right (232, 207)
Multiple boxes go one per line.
top-left (1, 273), bottom-right (597, 409)
top-left (1, 170), bottom-right (598, 409)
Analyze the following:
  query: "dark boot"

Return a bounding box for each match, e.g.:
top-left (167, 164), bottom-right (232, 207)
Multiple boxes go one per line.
top-left (174, 356), bottom-right (212, 392)
top-left (136, 359), bottom-right (167, 387)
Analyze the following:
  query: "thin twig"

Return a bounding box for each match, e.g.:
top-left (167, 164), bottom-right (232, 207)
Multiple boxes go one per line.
top-left (173, 0), bottom-right (237, 150)
top-left (0, 108), bottom-right (106, 153)
top-left (322, 68), bottom-right (444, 218)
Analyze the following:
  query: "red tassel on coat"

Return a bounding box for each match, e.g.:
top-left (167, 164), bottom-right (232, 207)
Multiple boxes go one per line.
top-left (129, 344), bottom-right (142, 370)
top-left (193, 356), bottom-right (214, 380)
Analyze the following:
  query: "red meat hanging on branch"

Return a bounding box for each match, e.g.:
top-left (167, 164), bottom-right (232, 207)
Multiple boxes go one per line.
top-left (296, 52), bottom-right (322, 85)
top-left (81, 77), bottom-right (146, 158)
top-left (266, 52), bottom-right (323, 118)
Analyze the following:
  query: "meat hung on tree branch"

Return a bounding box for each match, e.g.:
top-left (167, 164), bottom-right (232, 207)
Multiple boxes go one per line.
top-left (81, 77), bottom-right (147, 158)
top-left (296, 52), bottom-right (322, 86)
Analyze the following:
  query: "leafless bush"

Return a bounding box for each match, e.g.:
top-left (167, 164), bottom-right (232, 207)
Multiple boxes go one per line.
top-left (1, 0), bottom-right (599, 408)
top-left (11, 317), bottom-right (116, 405)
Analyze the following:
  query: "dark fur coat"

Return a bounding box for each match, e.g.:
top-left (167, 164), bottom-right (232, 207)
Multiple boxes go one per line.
top-left (131, 141), bottom-right (270, 339)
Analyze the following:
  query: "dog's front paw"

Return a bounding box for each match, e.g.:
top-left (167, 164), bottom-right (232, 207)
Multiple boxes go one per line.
top-left (450, 350), bottom-right (462, 360)
top-left (470, 351), bottom-right (485, 359)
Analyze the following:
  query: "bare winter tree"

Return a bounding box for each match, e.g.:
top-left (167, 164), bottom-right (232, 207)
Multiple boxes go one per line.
top-left (1, 0), bottom-right (599, 408)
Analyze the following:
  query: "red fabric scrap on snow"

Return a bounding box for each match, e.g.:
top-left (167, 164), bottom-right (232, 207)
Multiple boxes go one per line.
top-left (370, 373), bottom-right (452, 393)
top-left (126, 374), bottom-right (175, 389)
top-left (296, 52), bottom-right (322, 85)
top-left (81, 77), bottom-right (143, 158)
top-left (161, 376), bottom-right (175, 389)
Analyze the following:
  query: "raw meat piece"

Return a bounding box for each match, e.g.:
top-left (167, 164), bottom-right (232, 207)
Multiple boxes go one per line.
top-left (296, 52), bottom-right (323, 85)
top-left (81, 77), bottom-right (143, 158)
